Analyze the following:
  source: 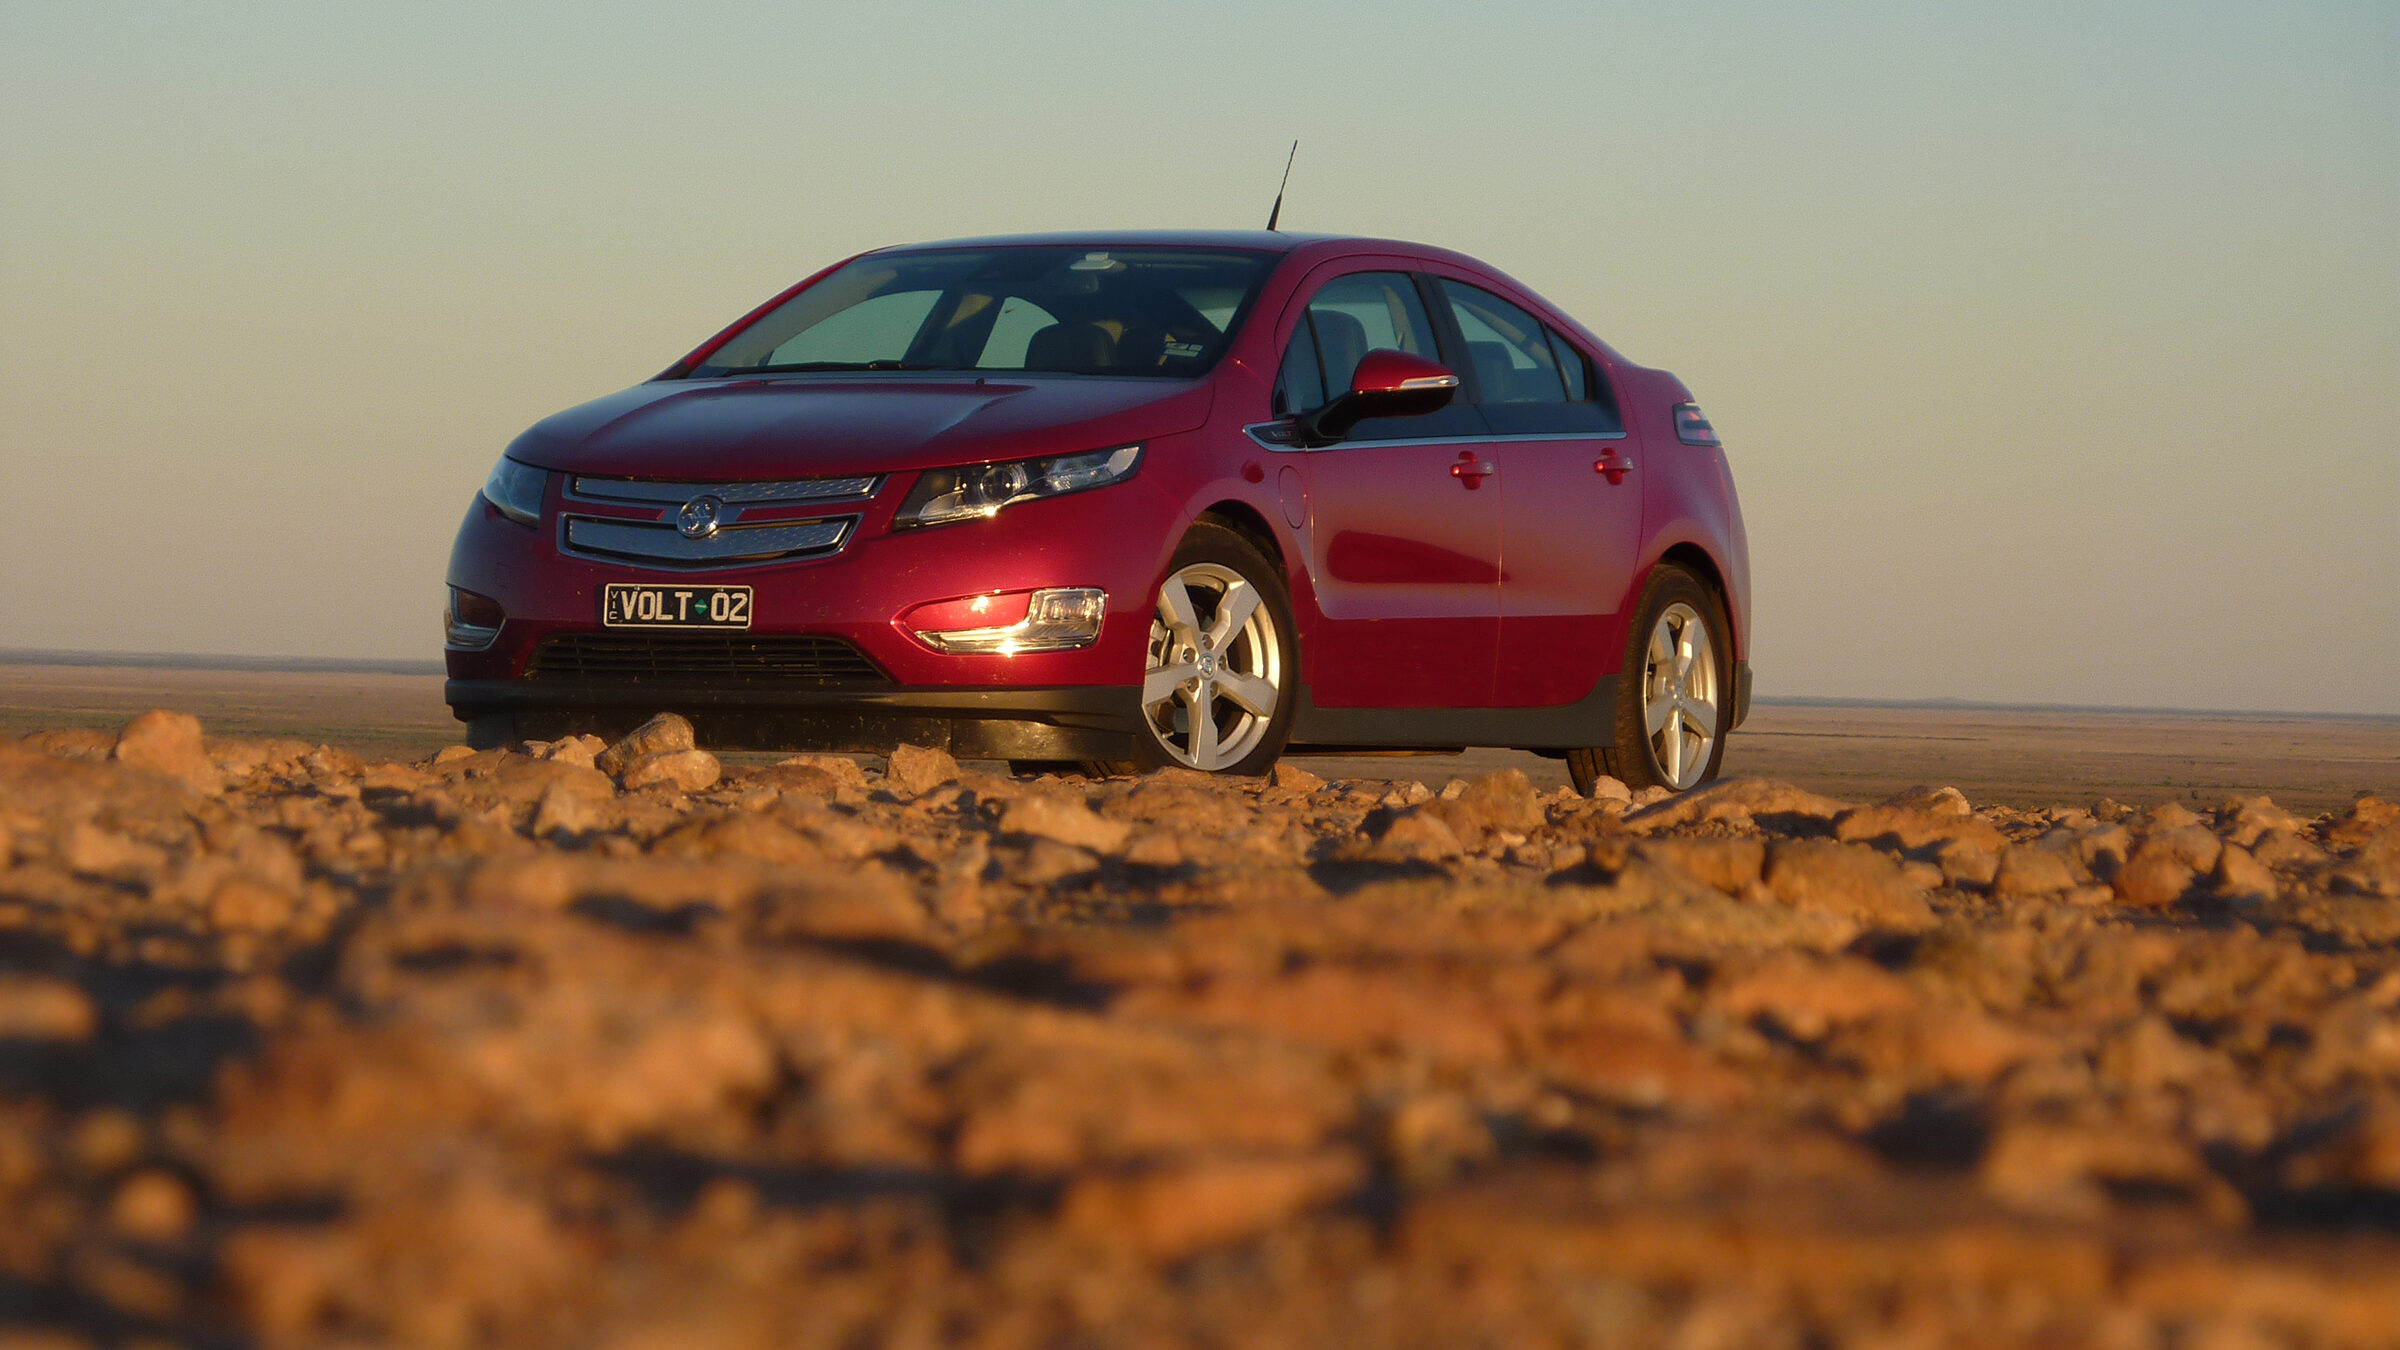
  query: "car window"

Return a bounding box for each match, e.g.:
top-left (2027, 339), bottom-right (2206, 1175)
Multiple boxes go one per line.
top-left (973, 296), bottom-right (1060, 368)
top-left (1269, 270), bottom-right (1486, 442)
top-left (694, 247), bottom-right (1276, 378)
top-left (1306, 272), bottom-right (1436, 393)
top-left (1546, 327), bottom-right (1589, 401)
top-left (1437, 281), bottom-right (1567, 405)
top-left (1273, 314), bottom-right (1325, 417)
top-left (767, 289), bottom-right (940, 366)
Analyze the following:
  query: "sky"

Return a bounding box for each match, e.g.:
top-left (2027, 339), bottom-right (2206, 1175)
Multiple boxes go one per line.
top-left (2, 0), bottom-right (2394, 715)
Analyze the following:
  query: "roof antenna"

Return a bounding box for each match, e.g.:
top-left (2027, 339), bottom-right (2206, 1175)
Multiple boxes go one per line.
top-left (1265, 140), bottom-right (1298, 231)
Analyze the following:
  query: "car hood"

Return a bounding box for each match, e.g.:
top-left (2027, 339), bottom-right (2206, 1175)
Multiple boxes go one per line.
top-left (504, 375), bottom-right (1214, 479)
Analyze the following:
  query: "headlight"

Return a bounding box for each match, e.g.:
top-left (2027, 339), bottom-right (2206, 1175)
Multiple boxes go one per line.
top-left (894, 444), bottom-right (1142, 528)
top-left (481, 456), bottom-right (548, 526)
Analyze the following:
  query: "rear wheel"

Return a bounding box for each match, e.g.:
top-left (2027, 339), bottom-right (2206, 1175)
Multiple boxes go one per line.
top-left (1107, 522), bottom-right (1298, 777)
top-left (1567, 564), bottom-right (1730, 795)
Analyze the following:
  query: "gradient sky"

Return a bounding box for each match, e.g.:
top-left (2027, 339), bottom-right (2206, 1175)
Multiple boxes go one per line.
top-left (3, 0), bottom-right (2394, 714)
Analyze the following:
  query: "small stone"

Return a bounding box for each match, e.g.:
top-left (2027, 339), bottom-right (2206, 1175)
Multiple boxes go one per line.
top-left (2112, 842), bottom-right (2197, 909)
top-left (2210, 843), bottom-right (2278, 902)
top-left (1369, 808), bottom-right (1464, 862)
top-left (884, 743), bottom-right (958, 797)
top-left (1454, 769), bottom-right (1544, 835)
top-left (621, 748), bottom-right (722, 793)
top-left (1627, 778), bottom-right (1848, 831)
top-left (596, 713), bottom-right (696, 777)
top-left (773, 753), bottom-right (869, 789)
top-left (1270, 761), bottom-right (1324, 793)
top-left (1762, 840), bottom-right (1935, 929)
top-left (210, 874), bottom-right (296, 930)
top-left (0, 976), bottom-right (97, 1040)
top-left (998, 795), bottom-right (1130, 854)
top-left (63, 822), bottom-right (166, 878)
top-left (1059, 1151), bottom-right (1363, 1262)
top-left (1885, 785), bottom-right (1971, 817)
top-left (1580, 773), bottom-right (1632, 805)
top-left (110, 1170), bottom-right (198, 1243)
top-left (532, 780), bottom-right (605, 836)
top-left (112, 709), bottom-right (223, 794)
top-left (433, 744), bottom-right (477, 765)
top-left (538, 734), bottom-right (607, 770)
top-left (1991, 846), bottom-right (2081, 898)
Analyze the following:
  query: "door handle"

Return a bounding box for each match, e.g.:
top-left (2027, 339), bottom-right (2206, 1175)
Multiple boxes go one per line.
top-left (1450, 451), bottom-right (1496, 489)
top-left (1595, 450), bottom-right (1633, 485)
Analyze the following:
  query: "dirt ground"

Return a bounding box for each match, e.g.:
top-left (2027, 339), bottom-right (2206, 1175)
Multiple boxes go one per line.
top-left (2, 661), bottom-right (2393, 813)
top-left (2, 680), bottom-right (2398, 1347)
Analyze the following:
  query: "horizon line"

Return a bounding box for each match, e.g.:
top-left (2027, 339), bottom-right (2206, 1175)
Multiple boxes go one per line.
top-left (4, 647), bottom-right (2394, 724)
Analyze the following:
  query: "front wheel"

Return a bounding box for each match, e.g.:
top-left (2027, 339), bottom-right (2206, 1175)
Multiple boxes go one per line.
top-left (1567, 564), bottom-right (1730, 795)
top-left (1113, 522), bottom-right (1298, 776)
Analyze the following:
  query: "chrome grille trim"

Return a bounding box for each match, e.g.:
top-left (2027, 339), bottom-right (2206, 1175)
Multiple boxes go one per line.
top-left (563, 516), bottom-right (852, 567)
top-left (558, 473), bottom-right (880, 569)
top-left (567, 474), bottom-right (880, 505)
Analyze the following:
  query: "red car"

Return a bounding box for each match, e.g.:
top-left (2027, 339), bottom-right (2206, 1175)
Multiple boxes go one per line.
top-left (444, 231), bottom-right (1750, 792)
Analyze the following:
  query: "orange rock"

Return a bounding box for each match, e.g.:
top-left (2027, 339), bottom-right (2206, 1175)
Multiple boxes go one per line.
top-left (1762, 840), bottom-right (1935, 929)
top-left (112, 708), bottom-right (223, 794)
top-left (1059, 1149), bottom-right (1363, 1262)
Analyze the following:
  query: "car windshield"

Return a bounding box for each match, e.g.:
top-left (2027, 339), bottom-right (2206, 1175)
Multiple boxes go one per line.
top-left (689, 246), bottom-right (1277, 379)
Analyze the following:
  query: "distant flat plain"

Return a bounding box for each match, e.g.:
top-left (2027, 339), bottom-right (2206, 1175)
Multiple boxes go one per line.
top-left (2, 656), bottom-right (2392, 815)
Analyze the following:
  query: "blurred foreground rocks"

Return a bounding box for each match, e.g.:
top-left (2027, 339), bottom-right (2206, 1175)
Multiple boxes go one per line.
top-left (0, 712), bottom-right (2396, 1348)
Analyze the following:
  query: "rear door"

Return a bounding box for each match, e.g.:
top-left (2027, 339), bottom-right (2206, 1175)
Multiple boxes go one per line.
top-left (1431, 279), bottom-right (1641, 707)
top-left (1275, 269), bottom-right (1500, 708)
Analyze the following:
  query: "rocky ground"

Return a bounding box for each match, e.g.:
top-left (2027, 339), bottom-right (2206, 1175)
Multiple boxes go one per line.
top-left (1, 711), bottom-right (2396, 1350)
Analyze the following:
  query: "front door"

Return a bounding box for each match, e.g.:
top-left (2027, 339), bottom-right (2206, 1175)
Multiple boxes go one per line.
top-left (1275, 270), bottom-right (1499, 708)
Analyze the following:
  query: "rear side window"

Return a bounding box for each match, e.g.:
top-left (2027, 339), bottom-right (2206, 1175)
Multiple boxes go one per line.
top-left (1438, 281), bottom-right (1567, 404)
top-left (1436, 279), bottom-right (1622, 435)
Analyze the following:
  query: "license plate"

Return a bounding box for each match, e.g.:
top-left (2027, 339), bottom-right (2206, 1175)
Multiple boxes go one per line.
top-left (600, 583), bottom-right (753, 630)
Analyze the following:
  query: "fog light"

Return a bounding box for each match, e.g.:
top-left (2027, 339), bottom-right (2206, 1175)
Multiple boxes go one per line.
top-left (444, 586), bottom-right (505, 650)
top-left (912, 587), bottom-right (1106, 654)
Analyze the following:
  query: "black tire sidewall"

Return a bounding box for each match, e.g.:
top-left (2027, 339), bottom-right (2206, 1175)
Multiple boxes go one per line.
top-left (1131, 522), bottom-right (1300, 776)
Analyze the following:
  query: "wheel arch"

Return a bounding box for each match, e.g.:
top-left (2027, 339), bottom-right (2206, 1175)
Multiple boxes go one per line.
top-left (1191, 499), bottom-right (1289, 580)
top-left (1649, 541), bottom-right (1740, 661)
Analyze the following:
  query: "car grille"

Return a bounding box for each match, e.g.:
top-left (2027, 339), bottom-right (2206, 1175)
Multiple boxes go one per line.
top-left (524, 635), bottom-right (891, 685)
top-left (559, 474), bottom-right (879, 569)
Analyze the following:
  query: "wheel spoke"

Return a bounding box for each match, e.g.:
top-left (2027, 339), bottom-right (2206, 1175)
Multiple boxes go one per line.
top-left (1660, 708), bottom-right (1684, 783)
top-left (1206, 579), bottom-right (1260, 648)
top-left (1142, 662), bottom-right (1199, 710)
top-left (1680, 695), bottom-right (1718, 738)
top-left (1186, 688), bottom-right (1221, 769)
top-left (1216, 669), bottom-right (1277, 718)
top-left (1157, 578), bottom-right (1202, 642)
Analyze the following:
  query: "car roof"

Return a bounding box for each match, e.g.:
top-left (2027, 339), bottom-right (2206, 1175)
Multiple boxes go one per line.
top-left (860, 229), bottom-right (1481, 263)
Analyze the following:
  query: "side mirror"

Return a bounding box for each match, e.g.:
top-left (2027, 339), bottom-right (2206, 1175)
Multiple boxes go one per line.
top-left (1297, 349), bottom-right (1459, 444)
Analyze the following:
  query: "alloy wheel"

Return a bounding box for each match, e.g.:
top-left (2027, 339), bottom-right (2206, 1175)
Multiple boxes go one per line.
top-left (1139, 561), bottom-right (1284, 771)
top-left (1642, 601), bottom-right (1720, 790)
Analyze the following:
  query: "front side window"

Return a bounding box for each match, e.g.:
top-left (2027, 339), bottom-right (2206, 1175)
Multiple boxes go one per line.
top-left (692, 247), bottom-right (1276, 378)
top-left (1272, 271), bottom-right (1438, 416)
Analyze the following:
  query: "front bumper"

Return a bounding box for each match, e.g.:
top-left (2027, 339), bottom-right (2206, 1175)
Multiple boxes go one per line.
top-left (445, 678), bottom-right (1142, 760)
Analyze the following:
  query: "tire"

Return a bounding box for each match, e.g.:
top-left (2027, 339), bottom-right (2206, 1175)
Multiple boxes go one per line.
top-left (464, 712), bottom-right (520, 751)
top-left (1115, 521), bottom-right (1299, 777)
top-left (1567, 564), bottom-right (1731, 795)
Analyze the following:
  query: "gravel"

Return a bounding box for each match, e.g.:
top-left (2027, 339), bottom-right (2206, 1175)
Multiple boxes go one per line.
top-left (0, 711), bottom-right (2395, 1348)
